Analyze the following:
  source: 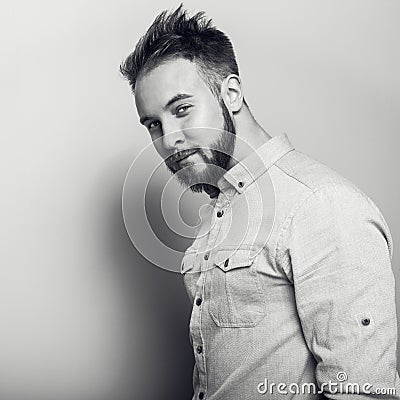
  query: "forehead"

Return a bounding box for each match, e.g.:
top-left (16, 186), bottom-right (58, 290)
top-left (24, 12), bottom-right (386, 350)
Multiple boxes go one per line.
top-left (134, 58), bottom-right (210, 113)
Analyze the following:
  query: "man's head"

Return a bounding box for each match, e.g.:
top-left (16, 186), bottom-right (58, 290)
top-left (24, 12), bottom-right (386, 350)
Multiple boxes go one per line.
top-left (120, 4), bottom-right (246, 195)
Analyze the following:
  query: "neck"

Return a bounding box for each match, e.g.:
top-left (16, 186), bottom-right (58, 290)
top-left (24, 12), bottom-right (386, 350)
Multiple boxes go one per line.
top-left (227, 106), bottom-right (272, 169)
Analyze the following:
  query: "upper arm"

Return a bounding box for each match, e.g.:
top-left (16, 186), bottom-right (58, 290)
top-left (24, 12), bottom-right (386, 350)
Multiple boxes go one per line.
top-left (280, 184), bottom-right (399, 398)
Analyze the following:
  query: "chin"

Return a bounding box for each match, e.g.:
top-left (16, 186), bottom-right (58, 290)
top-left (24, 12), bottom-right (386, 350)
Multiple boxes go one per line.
top-left (176, 161), bottom-right (207, 176)
top-left (174, 164), bottom-right (214, 187)
top-left (189, 161), bottom-right (208, 172)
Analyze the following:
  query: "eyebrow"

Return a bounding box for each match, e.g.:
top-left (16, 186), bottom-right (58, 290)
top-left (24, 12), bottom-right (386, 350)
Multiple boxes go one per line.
top-left (139, 93), bottom-right (193, 125)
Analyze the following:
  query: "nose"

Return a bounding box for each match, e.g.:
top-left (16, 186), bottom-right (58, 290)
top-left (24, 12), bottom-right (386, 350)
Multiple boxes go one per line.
top-left (162, 125), bottom-right (185, 150)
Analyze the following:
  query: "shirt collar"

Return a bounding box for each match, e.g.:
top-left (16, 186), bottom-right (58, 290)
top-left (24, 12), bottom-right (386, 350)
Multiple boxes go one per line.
top-left (216, 133), bottom-right (294, 195)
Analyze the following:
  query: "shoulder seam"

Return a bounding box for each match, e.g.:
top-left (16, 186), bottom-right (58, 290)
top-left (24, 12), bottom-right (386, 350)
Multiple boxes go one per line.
top-left (274, 162), bottom-right (314, 191)
top-left (274, 182), bottom-right (363, 278)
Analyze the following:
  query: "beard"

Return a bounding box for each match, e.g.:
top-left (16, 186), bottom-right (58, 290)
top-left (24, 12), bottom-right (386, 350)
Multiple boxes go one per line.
top-left (165, 99), bottom-right (236, 196)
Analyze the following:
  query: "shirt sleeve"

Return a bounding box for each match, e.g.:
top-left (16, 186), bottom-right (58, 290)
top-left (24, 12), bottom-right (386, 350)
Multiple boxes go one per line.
top-left (279, 183), bottom-right (400, 399)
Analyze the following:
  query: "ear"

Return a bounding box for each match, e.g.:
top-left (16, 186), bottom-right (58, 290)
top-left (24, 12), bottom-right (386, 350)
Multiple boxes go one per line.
top-left (220, 74), bottom-right (244, 114)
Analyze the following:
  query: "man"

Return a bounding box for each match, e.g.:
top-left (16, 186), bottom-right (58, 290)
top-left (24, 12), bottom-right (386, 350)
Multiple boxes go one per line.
top-left (120, 4), bottom-right (400, 399)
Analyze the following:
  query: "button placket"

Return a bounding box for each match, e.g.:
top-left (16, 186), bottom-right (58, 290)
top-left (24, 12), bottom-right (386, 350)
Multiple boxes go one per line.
top-left (203, 207), bottom-right (225, 266)
top-left (189, 264), bottom-right (208, 397)
top-left (192, 196), bottom-right (232, 397)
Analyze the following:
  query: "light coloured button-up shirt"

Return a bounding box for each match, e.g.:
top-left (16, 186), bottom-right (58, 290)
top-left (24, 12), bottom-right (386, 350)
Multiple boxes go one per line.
top-left (181, 133), bottom-right (400, 399)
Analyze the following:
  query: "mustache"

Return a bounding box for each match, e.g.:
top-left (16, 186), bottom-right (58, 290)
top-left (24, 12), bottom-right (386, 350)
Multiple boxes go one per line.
top-left (169, 147), bottom-right (202, 163)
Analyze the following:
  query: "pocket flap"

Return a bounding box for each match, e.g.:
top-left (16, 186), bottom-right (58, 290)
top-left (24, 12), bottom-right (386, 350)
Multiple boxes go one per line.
top-left (180, 251), bottom-right (197, 274)
top-left (213, 248), bottom-right (256, 272)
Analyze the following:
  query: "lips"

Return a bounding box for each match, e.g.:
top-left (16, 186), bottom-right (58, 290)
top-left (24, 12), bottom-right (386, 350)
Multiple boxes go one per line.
top-left (175, 149), bottom-right (198, 163)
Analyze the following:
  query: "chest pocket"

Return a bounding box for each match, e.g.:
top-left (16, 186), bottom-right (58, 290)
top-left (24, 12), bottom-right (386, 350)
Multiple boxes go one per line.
top-left (208, 248), bottom-right (265, 328)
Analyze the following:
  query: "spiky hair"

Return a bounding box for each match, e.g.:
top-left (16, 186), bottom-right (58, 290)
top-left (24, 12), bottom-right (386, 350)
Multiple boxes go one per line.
top-left (120, 4), bottom-right (245, 103)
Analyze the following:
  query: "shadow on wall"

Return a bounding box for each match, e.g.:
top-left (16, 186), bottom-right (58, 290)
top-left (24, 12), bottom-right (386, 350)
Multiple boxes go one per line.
top-left (105, 153), bottom-right (194, 400)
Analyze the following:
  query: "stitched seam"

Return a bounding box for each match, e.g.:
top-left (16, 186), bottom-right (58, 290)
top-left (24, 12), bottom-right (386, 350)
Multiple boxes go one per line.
top-left (275, 182), bottom-right (356, 278)
top-left (241, 148), bottom-right (296, 193)
top-left (274, 162), bottom-right (314, 190)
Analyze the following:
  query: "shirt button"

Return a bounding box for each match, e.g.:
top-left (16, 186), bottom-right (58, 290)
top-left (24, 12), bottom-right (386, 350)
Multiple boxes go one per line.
top-left (362, 318), bottom-right (370, 326)
top-left (195, 298), bottom-right (202, 306)
top-left (198, 392), bottom-right (204, 399)
top-left (238, 181), bottom-right (244, 188)
top-left (196, 345), bottom-right (203, 354)
top-left (216, 210), bottom-right (224, 218)
top-left (224, 258), bottom-right (229, 268)
top-left (204, 253), bottom-right (209, 260)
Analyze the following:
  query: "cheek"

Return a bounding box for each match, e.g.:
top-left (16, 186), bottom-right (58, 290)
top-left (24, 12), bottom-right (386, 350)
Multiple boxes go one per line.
top-left (186, 102), bottom-right (224, 130)
top-left (153, 142), bottom-right (167, 159)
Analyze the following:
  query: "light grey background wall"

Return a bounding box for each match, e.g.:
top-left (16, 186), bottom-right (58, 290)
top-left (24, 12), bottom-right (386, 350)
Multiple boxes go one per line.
top-left (1, 1), bottom-right (399, 399)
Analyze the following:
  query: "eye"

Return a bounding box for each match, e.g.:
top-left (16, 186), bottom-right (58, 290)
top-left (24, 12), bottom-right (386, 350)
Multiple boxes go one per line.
top-left (148, 120), bottom-right (160, 130)
top-left (176, 104), bottom-right (192, 115)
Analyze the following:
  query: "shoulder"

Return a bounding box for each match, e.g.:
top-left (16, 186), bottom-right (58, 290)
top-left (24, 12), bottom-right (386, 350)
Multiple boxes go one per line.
top-left (274, 148), bottom-right (357, 192)
top-left (272, 150), bottom-right (393, 267)
top-left (270, 148), bottom-right (389, 239)
top-left (271, 148), bottom-right (387, 220)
